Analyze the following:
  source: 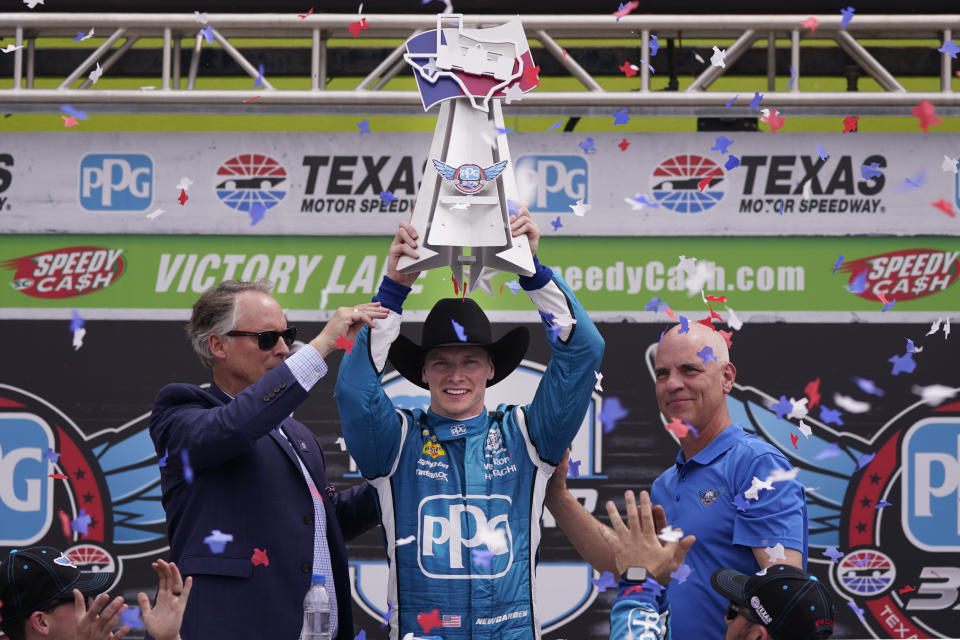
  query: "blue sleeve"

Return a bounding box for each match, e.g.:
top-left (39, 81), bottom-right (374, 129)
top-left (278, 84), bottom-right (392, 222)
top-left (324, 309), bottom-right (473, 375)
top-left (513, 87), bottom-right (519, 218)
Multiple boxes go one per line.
top-left (522, 270), bottom-right (605, 464)
top-left (609, 581), bottom-right (671, 640)
top-left (150, 365), bottom-right (308, 473)
top-left (733, 451), bottom-right (808, 559)
top-left (333, 323), bottom-right (406, 479)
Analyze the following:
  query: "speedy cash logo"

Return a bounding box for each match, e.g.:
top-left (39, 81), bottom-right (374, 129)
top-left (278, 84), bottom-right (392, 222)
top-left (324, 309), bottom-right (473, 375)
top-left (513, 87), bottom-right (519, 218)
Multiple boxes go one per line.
top-left (418, 494), bottom-right (513, 579)
top-left (2, 246), bottom-right (125, 299)
top-left (839, 249), bottom-right (959, 303)
top-left (515, 155), bottom-right (587, 214)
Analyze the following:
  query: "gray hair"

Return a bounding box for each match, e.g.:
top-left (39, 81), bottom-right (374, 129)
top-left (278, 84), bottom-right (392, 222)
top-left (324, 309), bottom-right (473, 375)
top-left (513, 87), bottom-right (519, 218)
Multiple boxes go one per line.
top-left (186, 279), bottom-right (273, 368)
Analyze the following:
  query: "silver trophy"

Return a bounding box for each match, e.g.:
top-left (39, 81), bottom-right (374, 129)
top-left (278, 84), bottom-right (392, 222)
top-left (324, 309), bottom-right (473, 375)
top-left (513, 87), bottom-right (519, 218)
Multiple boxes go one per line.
top-left (398, 15), bottom-right (538, 292)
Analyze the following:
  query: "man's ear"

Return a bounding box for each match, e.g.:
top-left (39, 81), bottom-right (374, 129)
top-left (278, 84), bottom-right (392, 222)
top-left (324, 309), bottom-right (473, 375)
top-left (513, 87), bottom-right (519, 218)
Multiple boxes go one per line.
top-left (28, 609), bottom-right (50, 635)
top-left (209, 333), bottom-right (227, 361)
top-left (721, 361), bottom-right (737, 394)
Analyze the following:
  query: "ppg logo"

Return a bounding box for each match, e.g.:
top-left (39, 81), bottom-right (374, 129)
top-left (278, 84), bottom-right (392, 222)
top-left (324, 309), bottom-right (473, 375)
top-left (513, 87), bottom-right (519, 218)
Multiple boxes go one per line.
top-left (0, 414), bottom-right (55, 546)
top-left (418, 494), bottom-right (513, 579)
top-left (515, 155), bottom-right (587, 213)
top-left (80, 154), bottom-right (153, 211)
top-left (902, 419), bottom-right (960, 551)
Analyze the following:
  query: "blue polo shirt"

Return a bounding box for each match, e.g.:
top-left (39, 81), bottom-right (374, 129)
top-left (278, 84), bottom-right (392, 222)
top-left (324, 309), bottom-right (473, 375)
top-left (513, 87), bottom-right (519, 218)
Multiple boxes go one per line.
top-left (650, 424), bottom-right (807, 640)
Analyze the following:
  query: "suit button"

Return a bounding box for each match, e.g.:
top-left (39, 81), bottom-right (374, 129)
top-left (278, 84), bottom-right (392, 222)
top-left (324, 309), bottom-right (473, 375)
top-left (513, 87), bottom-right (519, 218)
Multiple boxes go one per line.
top-left (279, 382), bottom-right (286, 388)
top-left (304, 514), bottom-right (314, 525)
top-left (301, 563), bottom-right (310, 574)
top-left (263, 395), bottom-right (270, 401)
top-left (273, 386), bottom-right (281, 393)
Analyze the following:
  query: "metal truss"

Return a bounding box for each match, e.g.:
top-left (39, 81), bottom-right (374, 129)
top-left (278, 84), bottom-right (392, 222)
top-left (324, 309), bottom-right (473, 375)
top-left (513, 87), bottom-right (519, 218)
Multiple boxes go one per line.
top-left (1, 13), bottom-right (958, 116)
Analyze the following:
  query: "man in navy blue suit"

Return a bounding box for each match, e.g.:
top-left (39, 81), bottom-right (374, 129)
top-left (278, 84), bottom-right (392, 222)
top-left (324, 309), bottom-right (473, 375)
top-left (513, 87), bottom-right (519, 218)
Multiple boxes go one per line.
top-left (151, 279), bottom-right (387, 640)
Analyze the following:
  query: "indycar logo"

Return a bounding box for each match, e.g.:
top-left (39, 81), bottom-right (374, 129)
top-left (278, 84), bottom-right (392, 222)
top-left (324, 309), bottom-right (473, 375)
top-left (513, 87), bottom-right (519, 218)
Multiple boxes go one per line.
top-left (432, 159), bottom-right (507, 195)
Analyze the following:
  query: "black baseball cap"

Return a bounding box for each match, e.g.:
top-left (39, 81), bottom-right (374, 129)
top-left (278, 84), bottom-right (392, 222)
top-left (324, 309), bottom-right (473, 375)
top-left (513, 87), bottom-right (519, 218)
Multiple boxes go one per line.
top-left (711, 564), bottom-right (836, 640)
top-left (0, 547), bottom-right (114, 621)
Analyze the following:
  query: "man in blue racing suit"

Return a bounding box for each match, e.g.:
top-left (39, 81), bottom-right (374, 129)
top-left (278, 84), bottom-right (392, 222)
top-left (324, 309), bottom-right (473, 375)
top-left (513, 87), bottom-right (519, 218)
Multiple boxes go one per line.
top-left (334, 209), bottom-right (604, 639)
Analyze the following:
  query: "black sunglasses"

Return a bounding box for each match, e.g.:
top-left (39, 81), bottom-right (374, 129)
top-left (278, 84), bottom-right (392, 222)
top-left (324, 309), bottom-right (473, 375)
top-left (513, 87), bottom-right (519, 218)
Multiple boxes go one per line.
top-left (726, 602), bottom-right (761, 624)
top-left (226, 327), bottom-right (297, 350)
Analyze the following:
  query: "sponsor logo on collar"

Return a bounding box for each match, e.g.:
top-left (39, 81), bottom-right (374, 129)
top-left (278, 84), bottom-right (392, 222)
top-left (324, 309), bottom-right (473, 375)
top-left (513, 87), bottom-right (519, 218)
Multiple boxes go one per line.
top-left (423, 441), bottom-right (446, 458)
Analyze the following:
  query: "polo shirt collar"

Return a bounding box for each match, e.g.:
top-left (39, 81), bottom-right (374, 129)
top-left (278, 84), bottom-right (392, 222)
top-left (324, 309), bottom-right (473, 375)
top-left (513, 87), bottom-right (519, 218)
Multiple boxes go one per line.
top-left (675, 423), bottom-right (745, 466)
top-left (425, 408), bottom-right (488, 441)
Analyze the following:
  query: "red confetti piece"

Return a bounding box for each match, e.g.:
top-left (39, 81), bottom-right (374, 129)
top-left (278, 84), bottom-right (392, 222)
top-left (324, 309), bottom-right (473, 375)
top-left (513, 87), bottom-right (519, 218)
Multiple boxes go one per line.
top-left (665, 417), bottom-right (693, 438)
top-left (522, 65), bottom-right (541, 88)
top-left (452, 276), bottom-right (459, 296)
top-left (805, 377), bottom-right (821, 409)
top-left (932, 198), bottom-right (956, 217)
top-left (619, 61), bottom-right (638, 78)
top-left (348, 17), bottom-right (368, 38)
top-left (242, 96), bottom-right (260, 103)
top-left (801, 16), bottom-right (819, 36)
top-left (251, 548), bottom-right (270, 566)
top-left (696, 317), bottom-right (716, 329)
top-left (790, 432), bottom-right (799, 449)
top-left (177, 189), bottom-right (189, 205)
top-left (335, 334), bottom-right (354, 353)
top-left (57, 509), bottom-right (72, 539)
top-left (298, 7), bottom-right (314, 18)
top-left (898, 585), bottom-right (916, 595)
top-left (717, 329), bottom-right (733, 348)
top-left (618, 138), bottom-right (630, 151)
top-left (705, 295), bottom-right (727, 302)
top-left (762, 108), bottom-right (784, 133)
top-left (910, 100), bottom-right (941, 133)
top-left (49, 473), bottom-right (69, 480)
top-left (842, 116), bottom-right (859, 133)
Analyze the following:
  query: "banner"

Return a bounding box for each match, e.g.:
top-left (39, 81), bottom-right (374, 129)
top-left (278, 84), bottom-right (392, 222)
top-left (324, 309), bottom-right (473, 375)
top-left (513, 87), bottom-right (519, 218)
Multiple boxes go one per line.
top-left (1, 133), bottom-right (958, 236)
top-left (1, 235), bottom-right (957, 318)
top-left (1, 319), bottom-right (957, 639)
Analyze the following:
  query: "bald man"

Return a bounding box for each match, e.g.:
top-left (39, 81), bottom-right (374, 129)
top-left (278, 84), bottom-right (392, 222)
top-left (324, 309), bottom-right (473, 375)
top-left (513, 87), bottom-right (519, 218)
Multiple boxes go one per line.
top-left (546, 323), bottom-right (807, 640)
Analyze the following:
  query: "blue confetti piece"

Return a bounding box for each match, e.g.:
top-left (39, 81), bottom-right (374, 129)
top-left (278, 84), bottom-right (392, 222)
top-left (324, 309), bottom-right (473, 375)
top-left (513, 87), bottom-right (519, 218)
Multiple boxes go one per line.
top-left (60, 105), bottom-right (89, 120)
top-left (725, 155), bottom-right (741, 170)
top-left (725, 94), bottom-right (739, 109)
top-left (181, 448), bottom-right (194, 484)
top-left (599, 397), bottom-right (628, 434)
top-left (249, 203), bottom-right (267, 226)
top-left (649, 34), bottom-right (660, 56)
top-left (379, 191), bottom-right (396, 204)
top-left (547, 120), bottom-right (563, 132)
top-left (199, 26), bottom-right (214, 44)
top-left (70, 308), bottom-right (85, 333)
top-left (253, 62), bottom-right (264, 88)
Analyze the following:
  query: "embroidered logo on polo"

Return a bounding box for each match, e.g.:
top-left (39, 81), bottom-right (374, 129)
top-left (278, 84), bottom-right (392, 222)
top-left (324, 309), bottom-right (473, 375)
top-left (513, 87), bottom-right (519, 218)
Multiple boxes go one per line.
top-left (697, 487), bottom-right (725, 506)
top-left (423, 441), bottom-right (447, 459)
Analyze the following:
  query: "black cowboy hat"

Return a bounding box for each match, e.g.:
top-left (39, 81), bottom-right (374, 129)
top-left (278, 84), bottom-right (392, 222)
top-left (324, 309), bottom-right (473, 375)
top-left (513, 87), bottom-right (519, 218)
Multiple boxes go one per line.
top-left (388, 298), bottom-right (529, 390)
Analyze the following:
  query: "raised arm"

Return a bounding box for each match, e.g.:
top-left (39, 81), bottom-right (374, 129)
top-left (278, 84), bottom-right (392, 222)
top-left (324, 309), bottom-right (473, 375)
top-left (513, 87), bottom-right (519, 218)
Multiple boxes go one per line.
top-left (510, 209), bottom-right (605, 463)
top-left (334, 222), bottom-right (421, 478)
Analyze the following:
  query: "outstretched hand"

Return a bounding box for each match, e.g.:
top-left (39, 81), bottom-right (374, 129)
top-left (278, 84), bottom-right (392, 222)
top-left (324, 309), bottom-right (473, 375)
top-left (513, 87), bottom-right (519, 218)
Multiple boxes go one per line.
top-left (599, 490), bottom-right (695, 586)
top-left (74, 589), bottom-right (130, 640)
top-left (312, 303), bottom-right (390, 357)
top-left (139, 559), bottom-right (192, 640)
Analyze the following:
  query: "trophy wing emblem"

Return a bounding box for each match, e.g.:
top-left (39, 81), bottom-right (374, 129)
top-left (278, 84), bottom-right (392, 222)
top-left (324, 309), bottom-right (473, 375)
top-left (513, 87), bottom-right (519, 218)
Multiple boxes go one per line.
top-left (432, 159), bottom-right (458, 181)
top-left (482, 160), bottom-right (508, 182)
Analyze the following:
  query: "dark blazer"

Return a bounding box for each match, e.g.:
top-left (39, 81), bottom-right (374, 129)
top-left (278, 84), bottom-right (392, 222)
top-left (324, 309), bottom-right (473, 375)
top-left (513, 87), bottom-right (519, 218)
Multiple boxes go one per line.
top-left (150, 363), bottom-right (379, 640)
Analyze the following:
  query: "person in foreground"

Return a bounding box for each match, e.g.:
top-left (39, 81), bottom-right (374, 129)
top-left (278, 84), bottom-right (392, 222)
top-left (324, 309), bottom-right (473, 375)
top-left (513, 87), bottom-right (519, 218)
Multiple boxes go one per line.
top-left (150, 280), bottom-right (384, 639)
top-left (334, 209), bottom-right (605, 639)
top-left (0, 546), bottom-right (190, 640)
top-left (602, 494), bottom-right (836, 640)
top-left (548, 321), bottom-right (808, 639)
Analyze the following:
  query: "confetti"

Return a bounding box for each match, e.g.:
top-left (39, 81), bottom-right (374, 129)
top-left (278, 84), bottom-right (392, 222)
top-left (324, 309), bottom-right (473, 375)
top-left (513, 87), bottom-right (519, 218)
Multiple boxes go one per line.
top-left (744, 476), bottom-right (774, 501)
top-left (158, 448), bottom-right (169, 467)
top-left (786, 64), bottom-right (797, 89)
top-left (819, 405), bottom-right (844, 426)
top-left (788, 397), bottom-right (809, 420)
top-left (696, 346), bottom-right (717, 364)
top-left (177, 189), bottom-right (189, 206)
top-left (355, 631), bottom-right (366, 640)
top-left (1, 45), bottom-right (24, 54)
top-left (899, 170), bottom-right (925, 191)
top-left (805, 378), bottom-right (821, 408)
top-left (888, 352), bottom-right (916, 376)
top-left (612, 1), bottom-right (639, 21)
top-left (23, 0), bottom-right (44, 7)
top-left (379, 191), bottom-right (396, 204)
top-left (550, 216), bottom-right (563, 232)
top-left (249, 203), bottom-right (267, 226)
top-left (733, 494), bottom-right (750, 511)
top-left (823, 546), bottom-right (844, 563)
top-left (592, 571), bottom-right (617, 592)
top-left (764, 543), bottom-right (786, 563)
top-left (833, 394), bottom-right (870, 414)
top-left (910, 100), bottom-right (941, 133)
top-left (522, 65), bottom-right (541, 87)
top-left (578, 137), bottom-right (596, 154)
top-left (348, 17), bottom-right (369, 38)
top-left (664, 417), bottom-right (697, 439)
top-left (336, 334), bottom-right (355, 353)
top-left (749, 92), bottom-right (764, 111)
top-left (710, 46), bottom-right (727, 68)
top-left (942, 156), bottom-right (959, 174)
top-left (875, 499), bottom-right (892, 509)
top-left (711, 136), bottom-right (734, 154)
top-left (840, 6), bottom-right (855, 29)
top-left (814, 442), bottom-right (840, 460)
top-left (119, 607), bottom-right (144, 630)
top-left (725, 94), bottom-right (739, 108)
top-left (649, 35), bottom-right (660, 56)
top-left (88, 62), bottom-right (102, 84)
top-left (932, 198), bottom-right (956, 217)
top-left (203, 529), bottom-right (234, 554)
top-left (761, 109), bottom-right (784, 133)
top-left (61, 115), bottom-right (79, 128)
top-left (848, 601), bottom-right (865, 622)
top-left (938, 40), bottom-right (960, 59)
top-left (504, 280), bottom-right (521, 294)
top-left (181, 449), bottom-right (194, 484)
top-left (619, 61), bottom-right (638, 78)
top-left (790, 432), bottom-right (799, 449)
top-left (899, 585), bottom-right (916, 595)
top-left (911, 384), bottom-right (958, 406)
top-left (599, 397), bottom-right (628, 433)
top-left (831, 254), bottom-right (844, 274)
top-left (44, 448), bottom-right (60, 464)
top-left (471, 548), bottom-right (494, 569)
top-left (547, 120), bottom-right (563, 132)
top-left (594, 371), bottom-right (603, 392)
top-left (49, 473), bottom-right (69, 480)
top-left (298, 7), bottom-right (315, 19)
top-left (357, 119), bottom-right (371, 135)
top-left (842, 116), bottom-right (859, 133)
top-left (570, 199), bottom-right (590, 216)
top-left (798, 420), bottom-right (812, 437)
top-left (658, 526), bottom-right (684, 543)
top-left (253, 62), bottom-right (265, 88)
top-left (396, 535), bottom-right (416, 546)
top-left (801, 16), bottom-right (819, 35)
top-left (860, 162), bottom-right (883, 180)
top-left (670, 564), bottom-right (692, 583)
top-left (725, 307), bottom-right (743, 330)
top-left (816, 144), bottom-right (829, 161)
top-left (618, 138), bottom-right (630, 151)
top-left (678, 316), bottom-right (689, 334)
top-left (252, 548), bottom-right (273, 568)
top-left (199, 26), bottom-right (214, 44)
top-left (71, 509), bottom-right (93, 536)
top-left (852, 377), bottom-right (884, 396)
top-left (770, 396), bottom-right (792, 419)
top-left (724, 155), bottom-right (741, 171)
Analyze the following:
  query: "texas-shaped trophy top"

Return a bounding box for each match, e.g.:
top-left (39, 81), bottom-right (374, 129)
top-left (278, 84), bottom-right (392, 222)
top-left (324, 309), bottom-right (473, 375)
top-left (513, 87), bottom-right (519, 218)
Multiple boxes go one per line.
top-left (398, 14), bottom-right (539, 293)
